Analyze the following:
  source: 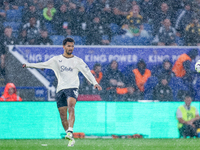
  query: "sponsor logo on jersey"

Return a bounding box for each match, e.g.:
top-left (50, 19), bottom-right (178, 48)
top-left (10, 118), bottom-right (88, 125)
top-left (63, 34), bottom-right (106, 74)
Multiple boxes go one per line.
top-left (60, 66), bottom-right (73, 72)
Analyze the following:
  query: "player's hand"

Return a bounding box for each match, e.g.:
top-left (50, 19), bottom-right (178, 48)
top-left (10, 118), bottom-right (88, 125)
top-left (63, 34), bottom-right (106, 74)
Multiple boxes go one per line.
top-left (22, 64), bottom-right (26, 68)
top-left (94, 84), bottom-right (102, 91)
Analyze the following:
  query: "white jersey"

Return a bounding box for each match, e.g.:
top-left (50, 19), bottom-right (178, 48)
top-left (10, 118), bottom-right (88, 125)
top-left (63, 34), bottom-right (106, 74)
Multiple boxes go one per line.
top-left (26, 55), bottom-right (98, 93)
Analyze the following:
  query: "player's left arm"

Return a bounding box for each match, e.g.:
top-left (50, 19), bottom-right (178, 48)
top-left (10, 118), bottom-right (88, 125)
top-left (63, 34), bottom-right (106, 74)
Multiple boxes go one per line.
top-left (77, 60), bottom-right (102, 91)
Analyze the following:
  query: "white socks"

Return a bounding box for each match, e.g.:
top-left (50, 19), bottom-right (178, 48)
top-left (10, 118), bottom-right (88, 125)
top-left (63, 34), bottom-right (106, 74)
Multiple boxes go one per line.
top-left (66, 127), bottom-right (73, 133)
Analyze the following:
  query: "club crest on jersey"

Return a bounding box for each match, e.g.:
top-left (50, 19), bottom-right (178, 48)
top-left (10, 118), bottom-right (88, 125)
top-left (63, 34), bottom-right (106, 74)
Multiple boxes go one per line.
top-left (60, 66), bottom-right (73, 72)
top-left (85, 65), bottom-right (89, 70)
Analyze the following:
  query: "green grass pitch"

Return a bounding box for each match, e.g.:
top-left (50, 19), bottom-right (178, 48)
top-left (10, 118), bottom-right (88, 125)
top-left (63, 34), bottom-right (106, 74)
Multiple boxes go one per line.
top-left (0, 139), bottom-right (200, 150)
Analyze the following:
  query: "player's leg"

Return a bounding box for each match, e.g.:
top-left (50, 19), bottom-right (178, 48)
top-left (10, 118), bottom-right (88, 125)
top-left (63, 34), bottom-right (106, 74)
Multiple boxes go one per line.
top-left (68, 97), bottom-right (76, 129)
top-left (65, 97), bottom-right (76, 140)
top-left (65, 97), bottom-right (76, 147)
top-left (58, 106), bottom-right (68, 131)
top-left (64, 88), bottom-right (78, 147)
top-left (56, 90), bottom-right (69, 134)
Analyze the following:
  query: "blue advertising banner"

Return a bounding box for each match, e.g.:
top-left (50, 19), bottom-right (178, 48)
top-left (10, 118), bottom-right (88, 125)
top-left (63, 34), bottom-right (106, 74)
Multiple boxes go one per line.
top-left (15, 46), bottom-right (200, 71)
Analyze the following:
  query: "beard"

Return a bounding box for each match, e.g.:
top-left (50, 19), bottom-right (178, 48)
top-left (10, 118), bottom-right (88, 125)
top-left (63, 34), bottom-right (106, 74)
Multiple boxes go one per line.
top-left (66, 49), bottom-right (73, 55)
top-left (67, 52), bottom-right (72, 55)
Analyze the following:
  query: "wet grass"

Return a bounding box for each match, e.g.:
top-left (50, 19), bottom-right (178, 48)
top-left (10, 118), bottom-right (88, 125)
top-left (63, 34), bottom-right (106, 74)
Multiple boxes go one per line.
top-left (0, 138), bottom-right (200, 150)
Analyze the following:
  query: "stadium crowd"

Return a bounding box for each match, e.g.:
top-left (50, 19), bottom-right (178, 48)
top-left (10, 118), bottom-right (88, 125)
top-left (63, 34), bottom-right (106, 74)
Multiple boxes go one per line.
top-left (0, 0), bottom-right (200, 101)
top-left (0, 0), bottom-right (200, 46)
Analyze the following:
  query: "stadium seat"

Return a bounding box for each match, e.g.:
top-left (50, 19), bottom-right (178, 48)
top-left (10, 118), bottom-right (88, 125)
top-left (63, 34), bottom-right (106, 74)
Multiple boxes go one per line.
top-left (110, 35), bottom-right (133, 45)
top-left (67, 36), bottom-right (84, 45)
top-left (110, 23), bottom-right (120, 35)
top-left (3, 22), bottom-right (21, 31)
top-left (6, 9), bottom-right (22, 22)
top-left (132, 37), bottom-right (150, 45)
top-left (143, 23), bottom-right (152, 34)
top-left (144, 76), bottom-right (158, 100)
top-left (175, 36), bottom-right (184, 46)
top-left (168, 77), bottom-right (189, 101)
top-left (50, 35), bottom-right (65, 45)
top-left (44, 22), bottom-right (56, 35)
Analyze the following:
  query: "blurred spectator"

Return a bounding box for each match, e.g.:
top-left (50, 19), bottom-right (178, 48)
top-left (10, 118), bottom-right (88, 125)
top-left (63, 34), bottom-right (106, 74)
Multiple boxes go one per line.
top-left (125, 72), bottom-right (141, 101)
top-left (172, 49), bottom-right (199, 98)
top-left (157, 19), bottom-right (177, 46)
top-left (139, 0), bottom-right (154, 23)
top-left (83, 0), bottom-right (100, 21)
top-left (80, 63), bottom-right (103, 94)
top-left (71, 5), bottom-right (88, 36)
top-left (192, 0), bottom-right (200, 15)
top-left (175, 1), bottom-right (194, 37)
top-left (2, 0), bottom-right (10, 11)
top-left (0, 83), bottom-right (22, 101)
top-left (113, 0), bottom-right (132, 26)
top-left (152, 75), bottom-right (173, 101)
top-left (43, 1), bottom-right (56, 22)
top-left (172, 48), bottom-right (198, 79)
top-left (23, 16), bottom-right (40, 45)
top-left (17, 29), bottom-right (28, 45)
top-left (101, 60), bottom-right (127, 101)
top-left (53, 3), bottom-right (73, 35)
top-left (55, 0), bottom-right (78, 10)
top-left (0, 24), bottom-right (6, 79)
top-left (3, 26), bottom-right (17, 45)
top-left (97, 0), bottom-right (115, 25)
top-left (157, 59), bottom-right (175, 82)
top-left (184, 14), bottom-right (200, 46)
top-left (152, 2), bottom-right (174, 37)
top-left (130, 59), bottom-right (151, 98)
top-left (176, 94), bottom-right (200, 138)
top-left (0, 5), bottom-right (6, 22)
top-left (3, 26), bottom-right (17, 78)
top-left (85, 14), bottom-right (112, 45)
top-left (37, 29), bottom-right (53, 45)
top-left (122, 5), bottom-right (149, 38)
top-left (22, 2), bottom-right (42, 26)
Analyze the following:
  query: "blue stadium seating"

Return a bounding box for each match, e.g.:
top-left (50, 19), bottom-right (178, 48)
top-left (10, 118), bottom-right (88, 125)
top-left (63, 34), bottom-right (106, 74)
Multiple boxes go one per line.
top-left (143, 23), bottom-right (152, 35)
top-left (110, 35), bottom-right (133, 45)
top-left (3, 22), bottom-right (21, 31)
top-left (44, 22), bottom-right (56, 35)
top-left (144, 76), bottom-right (158, 100)
top-left (175, 36), bottom-right (184, 46)
top-left (132, 37), bottom-right (151, 45)
top-left (110, 23), bottom-right (120, 35)
top-left (50, 35), bottom-right (65, 45)
top-left (67, 36), bottom-right (84, 45)
top-left (6, 9), bottom-right (22, 22)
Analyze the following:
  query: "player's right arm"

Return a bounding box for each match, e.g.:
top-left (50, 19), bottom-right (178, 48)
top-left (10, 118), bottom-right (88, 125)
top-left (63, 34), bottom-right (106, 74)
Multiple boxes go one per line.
top-left (22, 57), bottom-right (55, 70)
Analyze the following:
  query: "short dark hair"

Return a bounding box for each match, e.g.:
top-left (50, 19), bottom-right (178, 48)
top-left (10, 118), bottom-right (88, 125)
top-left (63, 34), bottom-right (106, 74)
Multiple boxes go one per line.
top-left (93, 63), bottom-right (101, 70)
top-left (63, 37), bottom-right (75, 45)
